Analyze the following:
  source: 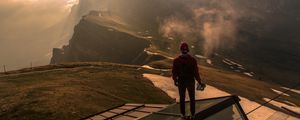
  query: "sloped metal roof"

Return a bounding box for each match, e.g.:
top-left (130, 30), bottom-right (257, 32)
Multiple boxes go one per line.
top-left (83, 95), bottom-right (248, 120)
top-left (83, 103), bottom-right (168, 120)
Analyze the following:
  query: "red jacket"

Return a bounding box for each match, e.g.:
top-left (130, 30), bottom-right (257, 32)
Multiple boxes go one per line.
top-left (172, 54), bottom-right (201, 83)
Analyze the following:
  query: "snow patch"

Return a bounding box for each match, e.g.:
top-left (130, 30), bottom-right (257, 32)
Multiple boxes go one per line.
top-left (281, 87), bottom-right (300, 94)
top-left (243, 72), bottom-right (254, 77)
top-left (262, 98), bottom-right (300, 113)
top-left (222, 58), bottom-right (255, 77)
top-left (223, 58), bottom-right (242, 67)
top-left (145, 36), bottom-right (153, 39)
top-left (144, 50), bottom-right (159, 55)
top-left (195, 55), bottom-right (212, 65)
top-left (143, 73), bottom-right (231, 101)
top-left (271, 89), bottom-right (290, 96)
top-left (222, 59), bottom-right (233, 65)
top-left (144, 49), bottom-right (173, 59)
top-left (143, 73), bottom-right (264, 115)
top-left (195, 54), bottom-right (207, 59)
top-left (142, 65), bottom-right (170, 72)
top-left (206, 59), bottom-right (212, 65)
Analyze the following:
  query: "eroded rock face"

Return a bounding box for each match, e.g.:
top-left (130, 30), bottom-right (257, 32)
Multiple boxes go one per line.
top-left (50, 12), bottom-right (162, 65)
top-left (50, 48), bottom-right (65, 64)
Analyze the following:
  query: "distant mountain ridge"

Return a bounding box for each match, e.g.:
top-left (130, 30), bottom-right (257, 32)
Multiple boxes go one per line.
top-left (51, 0), bottom-right (300, 87)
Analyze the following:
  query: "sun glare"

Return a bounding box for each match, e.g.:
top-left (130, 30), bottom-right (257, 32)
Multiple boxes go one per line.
top-left (65, 0), bottom-right (79, 10)
top-left (11, 0), bottom-right (78, 6)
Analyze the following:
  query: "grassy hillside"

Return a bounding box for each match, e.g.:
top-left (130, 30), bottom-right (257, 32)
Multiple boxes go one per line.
top-left (56, 0), bottom-right (300, 87)
top-left (0, 60), bottom-right (298, 119)
top-left (0, 63), bottom-right (173, 120)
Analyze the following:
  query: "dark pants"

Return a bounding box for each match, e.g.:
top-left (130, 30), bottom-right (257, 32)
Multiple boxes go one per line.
top-left (178, 80), bottom-right (195, 116)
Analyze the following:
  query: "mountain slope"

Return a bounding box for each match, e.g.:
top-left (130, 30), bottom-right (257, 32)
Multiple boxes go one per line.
top-left (0, 63), bottom-right (173, 120)
top-left (98, 0), bottom-right (300, 87)
top-left (50, 11), bottom-right (168, 65)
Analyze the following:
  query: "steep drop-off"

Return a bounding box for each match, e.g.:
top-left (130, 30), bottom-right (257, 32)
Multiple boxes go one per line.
top-left (52, 0), bottom-right (300, 87)
top-left (51, 11), bottom-right (165, 65)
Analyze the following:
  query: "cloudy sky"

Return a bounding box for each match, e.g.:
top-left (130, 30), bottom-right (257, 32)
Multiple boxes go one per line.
top-left (0, 0), bottom-right (80, 71)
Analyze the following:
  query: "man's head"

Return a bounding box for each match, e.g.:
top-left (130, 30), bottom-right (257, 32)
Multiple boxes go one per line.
top-left (180, 42), bottom-right (189, 54)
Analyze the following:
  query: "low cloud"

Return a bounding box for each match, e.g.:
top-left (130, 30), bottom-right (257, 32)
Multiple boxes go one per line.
top-left (159, 0), bottom-right (243, 56)
top-left (0, 0), bottom-right (104, 70)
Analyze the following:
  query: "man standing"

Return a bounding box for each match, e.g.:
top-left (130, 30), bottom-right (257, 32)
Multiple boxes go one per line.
top-left (172, 42), bottom-right (202, 119)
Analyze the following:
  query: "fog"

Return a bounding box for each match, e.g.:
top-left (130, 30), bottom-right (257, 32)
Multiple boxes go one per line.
top-left (160, 0), bottom-right (239, 56)
top-left (0, 0), bottom-right (104, 71)
top-left (0, 0), bottom-right (70, 71)
top-left (1, 0), bottom-right (299, 71)
top-left (159, 0), bottom-right (300, 56)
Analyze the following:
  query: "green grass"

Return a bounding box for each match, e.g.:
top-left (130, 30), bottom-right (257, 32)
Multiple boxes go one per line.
top-left (0, 63), bottom-right (173, 120)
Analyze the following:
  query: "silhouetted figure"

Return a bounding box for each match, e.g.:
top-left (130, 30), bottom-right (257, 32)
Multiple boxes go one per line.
top-left (172, 42), bottom-right (202, 119)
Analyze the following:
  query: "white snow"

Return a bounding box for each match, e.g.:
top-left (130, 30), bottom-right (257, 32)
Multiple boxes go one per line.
top-left (281, 87), bottom-right (300, 94)
top-left (143, 74), bottom-right (257, 112)
top-left (223, 58), bottom-right (243, 67)
top-left (238, 66), bottom-right (246, 70)
top-left (145, 36), bottom-right (153, 39)
top-left (143, 73), bottom-right (299, 120)
top-left (243, 72), bottom-right (254, 77)
top-left (141, 65), bottom-right (170, 72)
top-left (144, 50), bottom-right (173, 59)
top-left (168, 37), bottom-right (174, 40)
top-left (144, 50), bottom-right (159, 55)
top-left (271, 89), bottom-right (290, 97)
top-left (222, 59), bottom-right (233, 65)
top-left (206, 59), bottom-right (212, 65)
top-left (222, 58), bottom-right (255, 77)
top-left (262, 98), bottom-right (300, 113)
top-left (195, 54), bottom-right (207, 59)
top-left (143, 73), bottom-right (231, 101)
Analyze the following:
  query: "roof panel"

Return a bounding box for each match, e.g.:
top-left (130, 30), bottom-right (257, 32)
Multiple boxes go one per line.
top-left (101, 112), bottom-right (117, 118)
top-left (137, 107), bottom-right (162, 112)
top-left (126, 111), bottom-right (149, 118)
top-left (110, 109), bottom-right (127, 113)
top-left (90, 115), bottom-right (106, 120)
top-left (119, 106), bottom-right (137, 110)
top-left (113, 115), bottom-right (135, 120)
top-left (83, 96), bottom-right (248, 120)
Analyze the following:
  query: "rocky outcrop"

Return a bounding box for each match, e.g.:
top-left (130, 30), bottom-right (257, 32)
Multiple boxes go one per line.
top-left (51, 11), bottom-right (165, 65)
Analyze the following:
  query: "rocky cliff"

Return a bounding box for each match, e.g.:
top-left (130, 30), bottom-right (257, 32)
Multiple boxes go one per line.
top-left (51, 11), bottom-right (165, 65)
